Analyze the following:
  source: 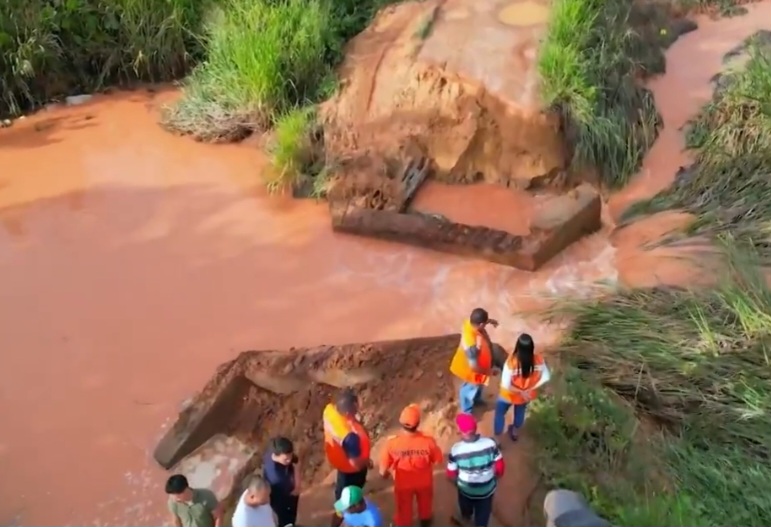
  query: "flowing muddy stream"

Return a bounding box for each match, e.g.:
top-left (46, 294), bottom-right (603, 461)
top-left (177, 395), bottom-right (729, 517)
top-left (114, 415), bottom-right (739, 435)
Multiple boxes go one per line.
top-left (1, 4), bottom-right (770, 524)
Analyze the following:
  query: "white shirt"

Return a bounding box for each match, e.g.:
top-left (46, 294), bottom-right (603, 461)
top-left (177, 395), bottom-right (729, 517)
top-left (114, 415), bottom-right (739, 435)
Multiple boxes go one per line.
top-left (231, 491), bottom-right (276, 527)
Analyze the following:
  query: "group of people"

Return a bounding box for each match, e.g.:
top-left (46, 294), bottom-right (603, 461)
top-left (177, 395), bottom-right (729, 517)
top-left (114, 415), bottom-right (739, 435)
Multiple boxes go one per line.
top-left (165, 307), bottom-right (610, 527)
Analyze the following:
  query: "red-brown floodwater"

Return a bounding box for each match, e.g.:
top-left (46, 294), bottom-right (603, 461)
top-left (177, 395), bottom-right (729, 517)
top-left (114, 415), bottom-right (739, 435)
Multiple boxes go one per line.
top-left (1, 4), bottom-right (770, 523)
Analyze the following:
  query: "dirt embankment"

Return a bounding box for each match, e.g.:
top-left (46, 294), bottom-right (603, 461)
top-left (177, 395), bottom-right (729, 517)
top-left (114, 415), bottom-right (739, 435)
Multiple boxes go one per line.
top-left (155, 335), bottom-right (538, 526)
top-left (154, 337), bottom-right (460, 514)
top-left (320, 0), bottom-right (566, 191)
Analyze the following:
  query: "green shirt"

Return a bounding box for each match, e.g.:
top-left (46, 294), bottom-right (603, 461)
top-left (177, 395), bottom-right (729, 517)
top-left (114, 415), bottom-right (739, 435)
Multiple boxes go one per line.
top-left (168, 488), bottom-right (219, 527)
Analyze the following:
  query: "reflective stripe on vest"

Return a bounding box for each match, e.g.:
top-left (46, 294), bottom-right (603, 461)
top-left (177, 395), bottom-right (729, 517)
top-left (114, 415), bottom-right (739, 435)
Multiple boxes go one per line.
top-left (323, 403), bottom-right (371, 473)
top-left (499, 354), bottom-right (546, 404)
top-left (449, 319), bottom-right (492, 384)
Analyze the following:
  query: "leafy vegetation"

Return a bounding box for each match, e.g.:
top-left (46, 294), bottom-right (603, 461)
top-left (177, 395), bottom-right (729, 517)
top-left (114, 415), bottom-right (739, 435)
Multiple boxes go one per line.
top-left (265, 106), bottom-right (331, 197)
top-left (0, 0), bottom-right (209, 117)
top-left (532, 250), bottom-right (771, 525)
top-left (162, 0), bottom-right (395, 141)
top-left (537, 0), bottom-right (668, 188)
top-left (623, 39), bottom-right (771, 260)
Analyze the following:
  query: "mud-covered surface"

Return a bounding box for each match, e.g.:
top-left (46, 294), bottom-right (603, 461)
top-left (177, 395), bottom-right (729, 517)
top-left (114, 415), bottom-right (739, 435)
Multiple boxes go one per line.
top-left (154, 336), bottom-right (461, 507)
top-left (320, 0), bottom-right (567, 190)
top-left (154, 335), bottom-right (534, 526)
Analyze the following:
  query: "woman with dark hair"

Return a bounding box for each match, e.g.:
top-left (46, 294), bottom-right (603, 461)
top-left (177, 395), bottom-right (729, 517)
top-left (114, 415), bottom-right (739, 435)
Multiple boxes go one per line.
top-left (494, 333), bottom-right (551, 441)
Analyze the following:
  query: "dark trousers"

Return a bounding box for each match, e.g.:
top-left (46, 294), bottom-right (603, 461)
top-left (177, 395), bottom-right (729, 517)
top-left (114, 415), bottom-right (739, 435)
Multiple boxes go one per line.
top-left (334, 468), bottom-right (368, 500)
top-left (458, 491), bottom-right (493, 527)
top-left (270, 492), bottom-right (299, 527)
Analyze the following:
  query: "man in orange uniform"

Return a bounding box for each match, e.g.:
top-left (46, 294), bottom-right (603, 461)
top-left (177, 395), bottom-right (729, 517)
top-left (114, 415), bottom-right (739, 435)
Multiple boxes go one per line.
top-left (323, 388), bottom-right (373, 527)
top-left (379, 404), bottom-right (443, 527)
top-left (450, 307), bottom-right (499, 413)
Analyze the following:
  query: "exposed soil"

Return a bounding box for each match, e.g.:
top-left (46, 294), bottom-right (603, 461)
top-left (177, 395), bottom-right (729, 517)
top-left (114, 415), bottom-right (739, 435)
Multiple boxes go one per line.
top-left (155, 335), bottom-right (536, 526)
top-left (320, 0), bottom-right (566, 191)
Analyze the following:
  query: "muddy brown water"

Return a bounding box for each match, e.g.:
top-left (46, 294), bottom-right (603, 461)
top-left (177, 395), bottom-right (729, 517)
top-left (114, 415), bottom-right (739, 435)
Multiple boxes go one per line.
top-left (1, 4), bottom-right (771, 524)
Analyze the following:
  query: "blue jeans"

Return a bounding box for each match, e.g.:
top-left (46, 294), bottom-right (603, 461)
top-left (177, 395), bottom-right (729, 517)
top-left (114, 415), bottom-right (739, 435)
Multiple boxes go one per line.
top-left (458, 491), bottom-right (493, 527)
top-left (459, 382), bottom-right (484, 413)
top-left (493, 398), bottom-right (528, 435)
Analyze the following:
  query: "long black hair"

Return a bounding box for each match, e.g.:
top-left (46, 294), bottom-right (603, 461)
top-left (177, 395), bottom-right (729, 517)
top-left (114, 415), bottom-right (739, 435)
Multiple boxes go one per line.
top-left (515, 333), bottom-right (535, 378)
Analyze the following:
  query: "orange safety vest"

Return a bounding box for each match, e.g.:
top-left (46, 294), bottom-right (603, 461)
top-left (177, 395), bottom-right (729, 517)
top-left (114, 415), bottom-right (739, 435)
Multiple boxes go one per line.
top-left (323, 403), bottom-right (371, 473)
top-left (449, 319), bottom-right (492, 385)
top-left (499, 353), bottom-right (546, 404)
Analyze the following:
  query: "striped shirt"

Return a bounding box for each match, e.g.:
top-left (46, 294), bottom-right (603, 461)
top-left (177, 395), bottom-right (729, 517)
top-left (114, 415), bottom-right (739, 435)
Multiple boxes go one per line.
top-left (447, 435), bottom-right (502, 498)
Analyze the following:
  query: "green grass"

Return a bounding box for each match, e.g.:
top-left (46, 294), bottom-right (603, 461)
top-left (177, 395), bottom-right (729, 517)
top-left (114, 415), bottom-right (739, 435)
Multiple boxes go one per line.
top-left (161, 0), bottom-right (334, 141)
top-left (162, 0), bottom-right (395, 141)
top-left (537, 0), bottom-right (667, 188)
top-left (531, 249), bottom-right (771, 525)
top-left (622, 41), bottom-right (771, 260)
top-left (265, 105), bottom-right (330, 195)
top-left (0, 0), bottom-right (208, 117)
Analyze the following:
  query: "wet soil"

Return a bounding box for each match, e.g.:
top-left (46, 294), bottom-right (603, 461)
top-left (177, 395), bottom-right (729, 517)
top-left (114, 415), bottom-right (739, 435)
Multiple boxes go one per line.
top-left (156, 335), bottom-right (536, 526)
top-left (321, 0), bottom-right (567, 189)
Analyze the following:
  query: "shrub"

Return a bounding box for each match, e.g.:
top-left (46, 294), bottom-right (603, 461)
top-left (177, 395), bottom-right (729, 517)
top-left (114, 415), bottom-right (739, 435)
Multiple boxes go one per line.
top-left (163, 0), bottom-right (396, 141)
top-left (0, 0), bottom-right (208, 116)
top-left (161, 0), bottom-right (335, 141)
top-left (537, 0), bottom-right (665, 188)
top-left (266, 106), bottom-right (320, 193)
top-left (532, 249), bottom-right (771, 525)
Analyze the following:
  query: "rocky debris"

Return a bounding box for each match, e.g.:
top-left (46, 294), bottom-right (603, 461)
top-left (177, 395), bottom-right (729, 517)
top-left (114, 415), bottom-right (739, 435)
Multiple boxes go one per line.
top-left (65, 94), bottom-right (93, 106)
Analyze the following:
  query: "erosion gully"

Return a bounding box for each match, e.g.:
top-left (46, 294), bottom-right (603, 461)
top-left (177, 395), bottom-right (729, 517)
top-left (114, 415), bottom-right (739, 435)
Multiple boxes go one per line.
top-left (1, 4), bottom-right (770, 524)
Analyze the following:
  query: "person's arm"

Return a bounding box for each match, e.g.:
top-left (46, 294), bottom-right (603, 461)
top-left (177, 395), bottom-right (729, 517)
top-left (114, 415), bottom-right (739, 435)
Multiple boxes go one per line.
top-left (464, 340), bottom-right (483, 372)
top-left (379, 442), bottom-right (393, 478)
top-left (533, 361), bottom-right (552, 389)
top-left (430, 439), bottom-right (443, 465)
top-left (204, 491), bottom-right (223, 527)
top-left (492, 444), bottom-right (505, 478)
top-left (167, 503), bottom-right (183, 527)
top-left (291, 454), bottom-right (302, 495)
top-left (342, 432), bottom-right (368, 470)
top-left (371, 502), bottom-right (385, 527)
top-left (500, 361), bottom-right (514, 390)
top-left (446, 450), bottom-right (459, 481)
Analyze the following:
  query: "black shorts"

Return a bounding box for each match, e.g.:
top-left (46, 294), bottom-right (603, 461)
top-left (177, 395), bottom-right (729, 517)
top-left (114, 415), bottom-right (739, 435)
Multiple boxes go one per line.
top-left (334, 468), bottom-right (368, 500)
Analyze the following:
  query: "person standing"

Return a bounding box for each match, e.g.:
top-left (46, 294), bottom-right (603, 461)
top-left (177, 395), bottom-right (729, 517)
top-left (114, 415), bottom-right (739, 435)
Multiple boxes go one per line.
top-left (446, 414), bottom-right (504, 527)
top-left (324, 388), bottom-right (372, 527)
top-left (379, 404), bottom-right (444, 527)
top-left (449, 308), bottom-right (499, 413)
top-left (495, 333), bottom-right (551, 441)
top-left (263, 436), bottom-right (302, 527)
top-left (231, 475), bottom-right (276, 527)
top-left (165, 474), bottom-right (223, 527)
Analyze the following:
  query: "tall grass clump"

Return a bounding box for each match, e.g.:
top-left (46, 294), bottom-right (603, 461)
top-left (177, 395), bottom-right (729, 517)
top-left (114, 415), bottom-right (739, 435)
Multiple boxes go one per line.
top-left (266, 106), bottom-right (330, 196)
top-left (162, 0), bottom-right (334, 141)
top-left (623, 40), bottom-right (771, 259)
top-left (538, 0), bottom-right (665, 188)
top-left (163, 0), bottom-right (397, 142)
top-left (531, 249), bottom-right (771, 525)
top-left (0, 0), bottom-right (209, 117)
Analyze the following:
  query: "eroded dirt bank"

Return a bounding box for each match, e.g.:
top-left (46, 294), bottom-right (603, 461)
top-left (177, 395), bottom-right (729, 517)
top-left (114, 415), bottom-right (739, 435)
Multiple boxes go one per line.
top-left (1, 3), bottom-right (771, 523)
